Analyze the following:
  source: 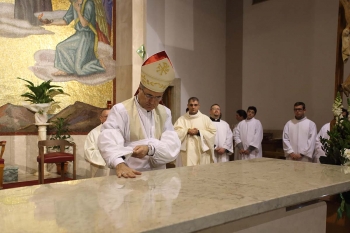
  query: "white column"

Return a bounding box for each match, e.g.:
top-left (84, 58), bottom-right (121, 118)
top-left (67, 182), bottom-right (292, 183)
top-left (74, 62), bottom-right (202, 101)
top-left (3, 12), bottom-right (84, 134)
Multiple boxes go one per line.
top-left (34, 123), bottom-right (51, 176)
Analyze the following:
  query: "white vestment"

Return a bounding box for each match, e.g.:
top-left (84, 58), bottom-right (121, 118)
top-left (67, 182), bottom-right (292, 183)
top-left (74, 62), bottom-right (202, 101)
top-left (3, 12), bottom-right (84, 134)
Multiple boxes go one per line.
top-left (174, 111), bottom-right (216, 166)
top-left (98, 97), bottom-right (181, 171)
top-left (212, 119), bottom-right (233, 162)
top-left (313, 123), bottom-right (330, 163)
top-left (232, 124), bottom-right (239, 161)
top-left (283, 117), bottom-right (317, 162)
top-left (233, 117), bottom-right (263, 160)
top-left (84, 124), bottom-right (110, 177)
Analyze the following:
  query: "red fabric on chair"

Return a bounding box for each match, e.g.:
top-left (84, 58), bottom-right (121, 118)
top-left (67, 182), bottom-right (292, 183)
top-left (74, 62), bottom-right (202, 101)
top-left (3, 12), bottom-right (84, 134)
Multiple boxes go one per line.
top-left (37, 140), bottom-right (76, 184)
top-left (0, 141), bottom-right (5, 190)
top-left (37, 152), bottom-right (74, 163)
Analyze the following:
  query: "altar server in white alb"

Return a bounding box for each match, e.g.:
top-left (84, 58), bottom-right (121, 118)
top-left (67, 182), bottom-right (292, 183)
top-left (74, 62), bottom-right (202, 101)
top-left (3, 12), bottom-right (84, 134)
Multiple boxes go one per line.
top-left (233, 106), bottom-right (263, 160)
top-left (98, 51), bottom-right (181, 178)
top-left (84, 109), bottom-right (110, 177)
top-left (283, 102), bottom-right (317, 162)
top-left (313, 108), bottom-right (349, 163)
top-left (174, 97), bottom-right (216, 166)
top-left (312, 122), bottom-right (330, 163)
top-left (209, 104), bottom-right (233, 162)
top-left (233, 110), bottom-right (247, 160)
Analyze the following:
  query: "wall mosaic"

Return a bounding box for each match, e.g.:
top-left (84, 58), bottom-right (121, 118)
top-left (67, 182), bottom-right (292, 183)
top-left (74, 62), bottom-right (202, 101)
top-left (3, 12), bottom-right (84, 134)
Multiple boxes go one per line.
top-left (0, 0), bottom-right (115, 135)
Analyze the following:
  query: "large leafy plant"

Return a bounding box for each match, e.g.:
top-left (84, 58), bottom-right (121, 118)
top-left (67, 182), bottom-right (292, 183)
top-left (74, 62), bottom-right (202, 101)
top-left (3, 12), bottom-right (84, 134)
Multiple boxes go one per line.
top-left (320, 117), bottom-right (350, 165)
top-left (49, 117), bottom-right (72, 150)
top-left (320, 92), bottom-right (350, 219)
top-left (50, 117), bottom-right (72, 141)
top-left (18, 77), bottom-right (68, 104)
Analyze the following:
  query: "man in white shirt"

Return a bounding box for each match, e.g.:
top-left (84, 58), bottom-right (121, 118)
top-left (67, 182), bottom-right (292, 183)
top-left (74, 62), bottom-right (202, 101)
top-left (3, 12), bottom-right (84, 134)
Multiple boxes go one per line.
top-left (84, 109), bottom-right (110, 177)
top-left (232, 109), bottom-right (247, 160)
top-left (283, 102), bottom-right (317, 162)
top-left (233, 106), bottom-right (263, 160)
top-left (98, 51), bottom-right (181, 178)
top-left (313, 108), bottom-right (349, 163)
top-left (174, 97), bottom-right (216, 166)
top-left (209, 104), bottom-right (233, 163)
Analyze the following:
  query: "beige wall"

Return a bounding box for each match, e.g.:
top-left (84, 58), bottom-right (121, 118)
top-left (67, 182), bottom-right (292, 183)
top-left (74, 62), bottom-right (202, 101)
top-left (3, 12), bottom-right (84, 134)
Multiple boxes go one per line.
top-left (226, 0), bottom-right (243, 128)
top-left (241, 0), bottom-right (338, 131)
top-left (146, 0), bottom-right (227, 118)
top-left (147, 0), bottom-right (340, 131)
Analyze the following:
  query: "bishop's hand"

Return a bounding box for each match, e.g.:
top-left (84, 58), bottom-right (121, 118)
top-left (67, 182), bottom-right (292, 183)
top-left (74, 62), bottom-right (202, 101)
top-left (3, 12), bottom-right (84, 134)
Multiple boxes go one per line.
top-left (116, 163), bottom-right (141, 178)
top-left (131, 145), bottom-right (148, 159)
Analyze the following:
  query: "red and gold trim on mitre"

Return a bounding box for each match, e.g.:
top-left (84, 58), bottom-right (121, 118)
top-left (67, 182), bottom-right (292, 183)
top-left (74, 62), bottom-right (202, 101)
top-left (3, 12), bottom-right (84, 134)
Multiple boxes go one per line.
top-left (141, 51), bottom-right (175, 93)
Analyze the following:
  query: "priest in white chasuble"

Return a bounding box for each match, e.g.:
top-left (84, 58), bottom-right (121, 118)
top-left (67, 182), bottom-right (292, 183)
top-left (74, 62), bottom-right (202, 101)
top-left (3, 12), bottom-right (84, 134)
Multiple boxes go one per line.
top-left (174, 97), bottom-right (216, 166)
top-left (233, 106), bottom-right (263, 160)
top-left (98, 51), bottom-right (181, 178)
top-left (283, 102), bottom-right (317, 162)
top-left (209, 104), bottom-right (233, 162)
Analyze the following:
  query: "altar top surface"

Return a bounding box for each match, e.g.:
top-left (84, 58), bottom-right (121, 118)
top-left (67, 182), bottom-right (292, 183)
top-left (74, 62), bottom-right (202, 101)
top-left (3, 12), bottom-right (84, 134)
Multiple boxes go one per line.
top-left (1, 158), bottom-right (350, 233)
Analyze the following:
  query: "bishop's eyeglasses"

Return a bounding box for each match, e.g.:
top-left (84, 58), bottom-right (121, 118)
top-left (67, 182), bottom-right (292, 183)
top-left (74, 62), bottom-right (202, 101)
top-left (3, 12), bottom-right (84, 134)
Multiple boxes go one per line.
top-left (140, 88), bottom-right (163, 102)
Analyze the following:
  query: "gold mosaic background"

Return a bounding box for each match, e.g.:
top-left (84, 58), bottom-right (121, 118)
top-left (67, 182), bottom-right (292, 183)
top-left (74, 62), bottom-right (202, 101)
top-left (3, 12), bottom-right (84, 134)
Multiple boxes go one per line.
top-left (0, 0), bottom-right (114, 113)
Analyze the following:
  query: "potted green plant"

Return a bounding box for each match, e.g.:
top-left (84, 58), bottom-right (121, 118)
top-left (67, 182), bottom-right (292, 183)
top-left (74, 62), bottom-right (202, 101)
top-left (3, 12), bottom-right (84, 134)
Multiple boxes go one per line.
top-left (49, 116), bottom-right (73, 175)
top-left (320, 92), bottom-right (350, 220)
top-left (18, 77), bottom-right (69, 123)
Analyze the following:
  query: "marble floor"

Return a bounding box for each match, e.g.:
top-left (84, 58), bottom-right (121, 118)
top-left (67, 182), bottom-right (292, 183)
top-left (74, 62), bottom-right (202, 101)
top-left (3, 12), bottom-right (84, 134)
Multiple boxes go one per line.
top-left (3, 162), bottom-right (85, 186)
top-left (3, 169), bottom-right (84, 186)
top-left (4, 172), bottom-right (61, 184)
top-left (3, 172), bottom-right (66, 185)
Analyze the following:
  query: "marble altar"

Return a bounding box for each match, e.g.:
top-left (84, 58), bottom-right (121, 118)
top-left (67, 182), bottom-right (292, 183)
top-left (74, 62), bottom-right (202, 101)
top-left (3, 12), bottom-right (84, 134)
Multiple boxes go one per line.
top-left (0, 158), bottom-right (350, 232)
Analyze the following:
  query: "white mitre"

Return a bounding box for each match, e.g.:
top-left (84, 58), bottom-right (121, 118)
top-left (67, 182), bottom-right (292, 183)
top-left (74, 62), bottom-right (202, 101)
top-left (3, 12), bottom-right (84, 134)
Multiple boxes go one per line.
top-left (141, 51), bottom-right (175, 93)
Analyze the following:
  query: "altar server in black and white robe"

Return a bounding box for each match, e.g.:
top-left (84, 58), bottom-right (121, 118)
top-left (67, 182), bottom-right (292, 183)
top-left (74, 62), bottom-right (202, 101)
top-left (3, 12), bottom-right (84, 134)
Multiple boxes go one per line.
top-left (209, 104), bottom-right (233, 162)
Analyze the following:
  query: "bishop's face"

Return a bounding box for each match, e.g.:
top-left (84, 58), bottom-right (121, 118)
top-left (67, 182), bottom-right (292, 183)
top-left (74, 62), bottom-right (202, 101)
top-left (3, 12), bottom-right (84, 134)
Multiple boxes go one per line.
top-left (137, 87), bottom-right (163, 111)
top-left (188, 100), bottom-right (200, 115)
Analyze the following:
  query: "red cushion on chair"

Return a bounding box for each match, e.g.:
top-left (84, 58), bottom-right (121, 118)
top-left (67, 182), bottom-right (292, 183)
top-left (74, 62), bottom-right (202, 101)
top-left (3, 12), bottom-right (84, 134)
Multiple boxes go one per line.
top-left (0, 159), bottom-right (4, 164)
top-left (37, 152), bottom-right (74, 163)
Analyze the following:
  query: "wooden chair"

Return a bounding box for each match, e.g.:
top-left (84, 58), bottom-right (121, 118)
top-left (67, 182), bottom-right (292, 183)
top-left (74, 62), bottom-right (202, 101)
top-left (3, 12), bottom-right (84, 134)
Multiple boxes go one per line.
top-left (37, 140), bottom-right (76, 184)
top-left (0, 141), bottom-right (6, 189)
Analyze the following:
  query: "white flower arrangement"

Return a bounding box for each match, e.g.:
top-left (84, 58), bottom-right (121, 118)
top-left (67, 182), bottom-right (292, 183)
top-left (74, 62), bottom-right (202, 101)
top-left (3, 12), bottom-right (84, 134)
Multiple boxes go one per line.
top-left (343, 149), bottom-right (350, 162)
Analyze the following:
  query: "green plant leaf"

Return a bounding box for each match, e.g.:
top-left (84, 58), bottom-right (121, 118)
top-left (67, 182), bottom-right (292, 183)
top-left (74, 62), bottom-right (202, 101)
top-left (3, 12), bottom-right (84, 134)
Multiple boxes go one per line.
top-left (17, 77), bottom-right (69, 104)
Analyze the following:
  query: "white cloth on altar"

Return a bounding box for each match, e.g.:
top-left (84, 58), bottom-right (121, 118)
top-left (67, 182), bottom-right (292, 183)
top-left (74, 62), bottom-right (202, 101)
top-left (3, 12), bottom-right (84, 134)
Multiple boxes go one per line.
top-left (283, 117), bottom-right (317, 162)
top-left (174, 111), bottom-right (216, 166)
top-left (98, 98), bottom-right (180, 172)
top-left (84, 124), bottom-right (110, 177)
top-left (313, 122), bottom-right (329, 163)
top-left (212, 120), bottom-right (233, 163)
top-left (233, 117), bottom-right (263, 160)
